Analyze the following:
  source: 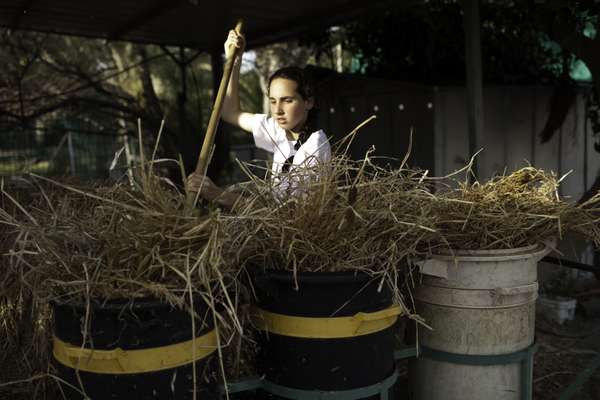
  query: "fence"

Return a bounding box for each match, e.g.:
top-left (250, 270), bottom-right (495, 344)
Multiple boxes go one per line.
top-left (0, 125), bottom-right (135, 181)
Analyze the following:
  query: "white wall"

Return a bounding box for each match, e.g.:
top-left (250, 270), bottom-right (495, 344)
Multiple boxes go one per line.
top-left (434, 85), bottom-right (597, 201)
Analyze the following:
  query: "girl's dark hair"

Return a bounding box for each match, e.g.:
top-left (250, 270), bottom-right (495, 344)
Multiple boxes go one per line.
top-left (268, 66), bottom-right (315, 100)
top-left (268, 66), bottom-right (319, 138)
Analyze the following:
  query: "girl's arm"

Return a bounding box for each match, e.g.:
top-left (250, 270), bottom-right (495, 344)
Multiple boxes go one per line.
top-left (221, 30), bottom-right (255, 133)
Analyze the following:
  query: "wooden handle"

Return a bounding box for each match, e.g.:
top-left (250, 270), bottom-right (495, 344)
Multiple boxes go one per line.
top-left (186, 20), bottom-right (243, 208)
top-left (194, 20), bottom-right (243, 178)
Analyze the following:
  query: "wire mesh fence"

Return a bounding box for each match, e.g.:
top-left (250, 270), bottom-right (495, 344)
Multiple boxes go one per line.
top-left (0, 124), bottom-right (136, 181)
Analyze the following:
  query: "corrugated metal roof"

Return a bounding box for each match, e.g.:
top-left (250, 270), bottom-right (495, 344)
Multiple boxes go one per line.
top-left (0, 0), bottom-right (392, 49)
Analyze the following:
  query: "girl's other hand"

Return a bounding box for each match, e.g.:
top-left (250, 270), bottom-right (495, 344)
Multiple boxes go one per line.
top-left (186, 173), bottom-right (218, 199)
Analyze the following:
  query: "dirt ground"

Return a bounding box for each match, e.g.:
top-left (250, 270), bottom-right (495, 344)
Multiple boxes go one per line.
top-left (533, 296), bottom-right (600, 400)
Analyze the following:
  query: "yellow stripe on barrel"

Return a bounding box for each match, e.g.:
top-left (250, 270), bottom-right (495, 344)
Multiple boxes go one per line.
top-left (252, 305), bottom-right (402, 339)
top-left (53, 330), bottom-right (217, 374)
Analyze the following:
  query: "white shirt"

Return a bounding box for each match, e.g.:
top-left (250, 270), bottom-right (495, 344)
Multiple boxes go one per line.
top-left (251, 114), bottom-right (331, 190)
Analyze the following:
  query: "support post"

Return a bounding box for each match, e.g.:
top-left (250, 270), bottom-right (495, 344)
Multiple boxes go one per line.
top-left (178, 46), bottom-right (188, 148)
top-left (463, 0), bottom-right (484, 178)
top-left (67, 131), bottom-right (76, 176)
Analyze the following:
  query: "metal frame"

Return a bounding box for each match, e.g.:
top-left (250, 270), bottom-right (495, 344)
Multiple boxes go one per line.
top-left (418, 343), bottom-right (538, 400)
top-left (220, 348), bottom-right (419, 400)
top-left (223, 370), bottom-right (399, 400)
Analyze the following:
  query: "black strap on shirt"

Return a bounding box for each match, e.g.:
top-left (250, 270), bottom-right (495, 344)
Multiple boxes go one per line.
top-left (281, 132), bottom-right (309, 173)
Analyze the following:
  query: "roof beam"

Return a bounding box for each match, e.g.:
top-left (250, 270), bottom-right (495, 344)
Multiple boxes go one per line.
top-left (0, 0), bottom-right (394, 51)
top-left (107, 0), bottom-right (190, 41)
top-left (10, 0), bottom-right (37, 30)
top-left (245, 0), bottom-right (395, 49)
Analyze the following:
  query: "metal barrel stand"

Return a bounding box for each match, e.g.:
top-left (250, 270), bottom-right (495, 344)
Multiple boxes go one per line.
top-left (220, 346), bottom-right (418, 400)
top-left (416, 343), bottom-right (538, 400)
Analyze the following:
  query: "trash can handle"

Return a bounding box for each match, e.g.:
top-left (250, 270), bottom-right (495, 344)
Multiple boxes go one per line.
top-left (353, 305), bottom-right (403, 322)
top-left (494, 282), bottom-right (538, 296)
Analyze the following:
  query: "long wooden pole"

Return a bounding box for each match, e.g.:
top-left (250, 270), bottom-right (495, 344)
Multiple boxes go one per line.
top-left (187, 20), bottom-right (243, 204)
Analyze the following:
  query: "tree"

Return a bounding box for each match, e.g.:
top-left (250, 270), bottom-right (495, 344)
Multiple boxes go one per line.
top-left (335, 1), bottom-right (565, 84)
top-left (0, 29), bottom-right (233, 183)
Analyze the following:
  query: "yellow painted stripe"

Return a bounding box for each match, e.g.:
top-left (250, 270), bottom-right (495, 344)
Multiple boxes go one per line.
top-left (53, 330), bottom-right (217, 374)
top-left (252, 305), bottom-right (402, 339)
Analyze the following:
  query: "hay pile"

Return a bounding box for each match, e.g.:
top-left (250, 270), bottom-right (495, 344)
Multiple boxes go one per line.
top-left (1, 182), bottom-right (57, 399)
top-left (0, 299), bottom-right (52, 400)
top-left (226, 154), bottom-right (437, 275)
top-left (1, 174), bottom-right (230, 305)
top-left (0, 166), bottom-right (240, 398)
top-left (223, 155), bottom-right (600, 271)
top-left (427, 166), bottom-right (600, 250)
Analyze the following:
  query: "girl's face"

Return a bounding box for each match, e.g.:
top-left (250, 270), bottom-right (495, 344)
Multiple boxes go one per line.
top-left (268, 78), bottom-right (314, 133)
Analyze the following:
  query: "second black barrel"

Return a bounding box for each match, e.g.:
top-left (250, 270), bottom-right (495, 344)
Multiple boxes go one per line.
top-left (251, 269), bottom-right (401, 396)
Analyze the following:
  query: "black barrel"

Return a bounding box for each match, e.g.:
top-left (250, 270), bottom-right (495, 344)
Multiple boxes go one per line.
top-left (251, 269), bottom-right (399, 397)
top-left (52, 296), bottom-right (217, 400)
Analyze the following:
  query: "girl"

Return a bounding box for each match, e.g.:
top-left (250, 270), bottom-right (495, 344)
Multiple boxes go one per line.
top-left (188, 30), bottom-right (331, 208)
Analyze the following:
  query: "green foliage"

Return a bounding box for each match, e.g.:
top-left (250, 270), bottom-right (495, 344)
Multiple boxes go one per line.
top-left (239, 68), bottom-right (263, 114)
top-left (337, 1), bottom-right (570, 84)
top-left (294, 1), bottom-right (600, 87)
top-left (230, 68), bottom-right (262, 147)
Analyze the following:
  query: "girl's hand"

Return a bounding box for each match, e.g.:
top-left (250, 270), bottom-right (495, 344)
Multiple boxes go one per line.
top-left (186, 173), bottom-right (219, 200)
top-left (224, 29), bottom-right (246, 61)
